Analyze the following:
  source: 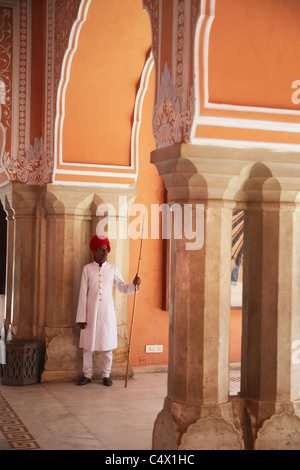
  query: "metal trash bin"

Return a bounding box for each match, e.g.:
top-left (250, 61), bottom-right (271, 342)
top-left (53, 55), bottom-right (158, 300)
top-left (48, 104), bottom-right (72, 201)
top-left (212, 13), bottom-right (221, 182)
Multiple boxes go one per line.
top-left (2, 340), bottom-right (42, 385)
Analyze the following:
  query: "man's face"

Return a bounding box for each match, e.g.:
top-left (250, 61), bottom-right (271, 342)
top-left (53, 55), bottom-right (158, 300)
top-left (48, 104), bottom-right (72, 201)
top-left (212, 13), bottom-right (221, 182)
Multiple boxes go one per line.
top-left (94, 245), bottom-right (109, 265)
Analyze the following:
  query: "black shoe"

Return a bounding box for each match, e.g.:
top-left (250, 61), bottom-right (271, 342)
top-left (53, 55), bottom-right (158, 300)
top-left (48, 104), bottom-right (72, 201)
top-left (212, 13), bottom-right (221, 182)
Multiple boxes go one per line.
top-left (103, 377), bottom-right (113, 387)
top-left (78, 376), bottom-right (91, 386)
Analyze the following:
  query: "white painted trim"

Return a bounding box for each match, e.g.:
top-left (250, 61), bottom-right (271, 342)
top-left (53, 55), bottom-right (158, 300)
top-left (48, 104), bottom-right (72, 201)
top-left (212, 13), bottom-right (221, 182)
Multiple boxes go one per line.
top-left (55, 168), bottom-right (137, 178)
top-left (191, 137), bottom-right (300, 152)
top-left (56, 162), bottom-right (136, 170)
top-left (194, 116), bottom-right (300, 133)
top-left (57, 52), bottom-right (153, 174)
top-left (52, 180), bottom-right (134, 189)
top-left (131, 53), bottom-right (154, 183)
top-left (203, 0), bottom-right (215, 107)
top-left (205, 102), bottom-right (300, 116)
top-left (191, 1), bottom-right (206, 132)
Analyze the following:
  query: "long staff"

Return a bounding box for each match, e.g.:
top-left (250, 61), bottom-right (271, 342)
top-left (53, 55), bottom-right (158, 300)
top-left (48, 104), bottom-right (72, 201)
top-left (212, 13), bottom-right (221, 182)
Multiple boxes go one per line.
top-left (125, 221), bottom-right (144, 387)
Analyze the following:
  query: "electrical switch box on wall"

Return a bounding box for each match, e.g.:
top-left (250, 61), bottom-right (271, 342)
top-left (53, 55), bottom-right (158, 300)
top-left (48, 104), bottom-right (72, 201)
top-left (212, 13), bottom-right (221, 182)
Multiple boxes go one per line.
top-left (146, 345), bottom-right (163, 353)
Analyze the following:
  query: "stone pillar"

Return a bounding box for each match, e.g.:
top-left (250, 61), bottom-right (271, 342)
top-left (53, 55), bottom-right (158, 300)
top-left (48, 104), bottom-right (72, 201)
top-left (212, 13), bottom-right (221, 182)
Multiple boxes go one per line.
top-left (151, 144), bottom-right (244, 450)
top-left (41, 184), bottom-right (137, 382)
top-left (0, 193), bottom-right (14, 330)
top-left (240, 166), bottom-right (300, 449)
top-left (0, 182), bottom-right (41, 339)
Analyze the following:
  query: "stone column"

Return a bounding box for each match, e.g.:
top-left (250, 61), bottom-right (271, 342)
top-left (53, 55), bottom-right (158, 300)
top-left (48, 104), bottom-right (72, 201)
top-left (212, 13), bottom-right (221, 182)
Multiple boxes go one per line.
top-left (150, 142), bottom-right (300, 449)
top-left (151, 144), bottom-right (244, 450)
top-left (0, 192), bottom-right (14, 331)
top-left (240, 166), bottom-right (300, 449)
top-left (0, 182), bottom-right (41, 339)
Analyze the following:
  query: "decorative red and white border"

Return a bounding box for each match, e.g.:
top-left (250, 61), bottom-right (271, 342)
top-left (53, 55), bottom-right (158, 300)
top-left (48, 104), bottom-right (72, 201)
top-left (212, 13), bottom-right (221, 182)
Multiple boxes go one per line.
top-left (52, 0), bottom-right (154, 187)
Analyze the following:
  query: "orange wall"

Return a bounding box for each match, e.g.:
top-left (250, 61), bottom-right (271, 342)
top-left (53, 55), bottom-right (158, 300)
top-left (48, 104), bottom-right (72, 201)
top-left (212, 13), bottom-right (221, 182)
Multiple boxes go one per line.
top-left (210, 0), bottom-right (300, 110)
top-left (230, 308), bottom-right (242, 364)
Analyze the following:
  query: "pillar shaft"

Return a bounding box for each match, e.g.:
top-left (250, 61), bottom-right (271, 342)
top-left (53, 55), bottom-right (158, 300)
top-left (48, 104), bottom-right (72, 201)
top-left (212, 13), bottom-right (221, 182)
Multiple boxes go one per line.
top-left (242, 202), bottom-right (300, 422)
top-left (168, 203), bottom-right (232, 406)
top-left (0, 183), bottom-right (41, 339)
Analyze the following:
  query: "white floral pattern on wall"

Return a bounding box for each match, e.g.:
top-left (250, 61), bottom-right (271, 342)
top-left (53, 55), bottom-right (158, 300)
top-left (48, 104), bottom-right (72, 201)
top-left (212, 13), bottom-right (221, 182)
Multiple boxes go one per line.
top-left (153, 63), bottom-right (194, 149)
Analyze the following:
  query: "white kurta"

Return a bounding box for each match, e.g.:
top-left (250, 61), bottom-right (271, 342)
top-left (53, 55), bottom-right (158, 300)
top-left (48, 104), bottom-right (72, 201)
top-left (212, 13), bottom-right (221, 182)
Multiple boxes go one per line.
top-left (76, 261), bottom-right (136, 352)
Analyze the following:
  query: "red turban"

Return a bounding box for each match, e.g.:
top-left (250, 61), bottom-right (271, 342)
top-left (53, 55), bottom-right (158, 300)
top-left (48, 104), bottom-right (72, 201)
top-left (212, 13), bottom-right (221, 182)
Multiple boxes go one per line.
top-left (89, 235), bottom-right (111, 253)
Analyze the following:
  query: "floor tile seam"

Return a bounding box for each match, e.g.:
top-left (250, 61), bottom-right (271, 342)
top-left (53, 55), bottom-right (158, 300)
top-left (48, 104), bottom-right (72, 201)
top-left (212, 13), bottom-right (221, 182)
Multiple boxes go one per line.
top-left (40, 383), bottom-right (111, 449)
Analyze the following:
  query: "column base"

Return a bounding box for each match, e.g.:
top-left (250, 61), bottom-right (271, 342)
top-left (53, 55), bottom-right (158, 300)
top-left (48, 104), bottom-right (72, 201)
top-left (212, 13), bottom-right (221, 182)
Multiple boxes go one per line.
top-left (152, 397), bottom-right (244, 450)
top-left (243, 398), bottom-right (300, 450)
top-left (40, 328), bottom-right (133, 383)
top-left (41, 329), bottom-right (82, 383)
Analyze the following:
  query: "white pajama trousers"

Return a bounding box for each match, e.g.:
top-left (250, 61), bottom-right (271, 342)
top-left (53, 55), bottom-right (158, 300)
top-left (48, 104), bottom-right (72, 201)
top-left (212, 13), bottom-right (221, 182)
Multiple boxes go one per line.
top-left (83, 349), bottom-right (113, 379)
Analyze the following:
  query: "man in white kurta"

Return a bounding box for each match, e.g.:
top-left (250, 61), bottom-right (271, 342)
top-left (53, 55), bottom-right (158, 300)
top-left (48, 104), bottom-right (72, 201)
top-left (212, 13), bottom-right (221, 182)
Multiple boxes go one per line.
top-left (76, 235), bottom-right (140, 386)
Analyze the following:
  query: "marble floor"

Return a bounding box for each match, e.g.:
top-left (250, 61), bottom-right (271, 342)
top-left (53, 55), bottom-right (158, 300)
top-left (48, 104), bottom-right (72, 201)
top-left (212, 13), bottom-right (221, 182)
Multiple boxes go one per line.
top-left (0, 367), bottom-right (241, 451)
